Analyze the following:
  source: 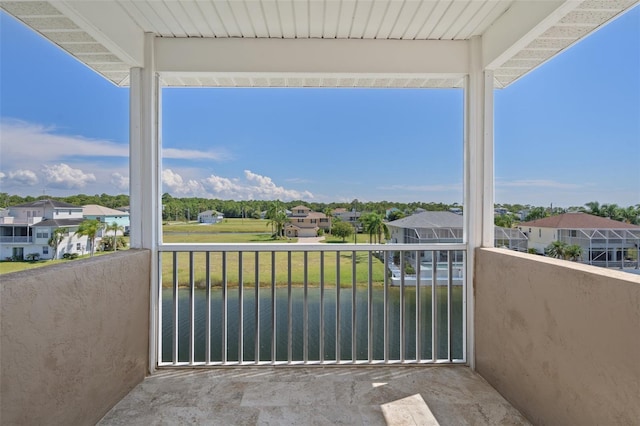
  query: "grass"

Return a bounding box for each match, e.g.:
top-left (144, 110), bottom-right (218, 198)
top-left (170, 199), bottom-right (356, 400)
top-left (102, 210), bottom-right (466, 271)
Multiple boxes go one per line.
top-left (0, 250), bottom-right (118, 275)
top-left (164, 218), bottom-right (271, 234)
top-left (163, 233), bottom-right (297, 244)
top-left (161, 250), bottom-right (386, 288)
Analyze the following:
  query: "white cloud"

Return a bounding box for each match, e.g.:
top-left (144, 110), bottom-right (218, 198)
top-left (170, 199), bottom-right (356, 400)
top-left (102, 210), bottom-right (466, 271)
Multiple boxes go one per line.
top-left (162, 169), bottom-right (206, 197)
top-left (162, 168), bottom-right (313, 200)
top-left (0, 172), bottom-right (5, 182)
top-left (41, 163), bottom-right (96, 189)
top-left (8, 169), bottom-right (39, 186)
top-left (110, 172), bottom-right (129, 191)
top-left (0, 119), bottom-right (227, 168)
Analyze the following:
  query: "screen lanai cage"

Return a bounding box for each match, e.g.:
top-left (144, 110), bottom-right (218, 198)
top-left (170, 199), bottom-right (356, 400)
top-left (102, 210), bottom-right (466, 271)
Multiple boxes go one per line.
top-left (402, 226), bottom-right (528, 252)
top-left (558, 228), bottom-right (640, 268)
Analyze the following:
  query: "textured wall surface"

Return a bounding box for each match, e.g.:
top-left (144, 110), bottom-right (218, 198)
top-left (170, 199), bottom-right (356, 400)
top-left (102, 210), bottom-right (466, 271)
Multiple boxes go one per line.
top-left (1, 250), bottom-right (150, 426)
top-left (475, 248), bottom-right (640, 425)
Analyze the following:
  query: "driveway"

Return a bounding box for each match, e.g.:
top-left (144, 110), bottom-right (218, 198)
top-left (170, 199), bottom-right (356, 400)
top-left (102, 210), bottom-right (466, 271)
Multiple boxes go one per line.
top-left (295, 236), bottom-right (325, 244)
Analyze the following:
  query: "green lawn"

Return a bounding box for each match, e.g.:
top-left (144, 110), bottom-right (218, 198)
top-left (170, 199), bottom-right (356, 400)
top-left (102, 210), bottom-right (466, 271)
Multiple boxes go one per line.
top-left (164, 218), bottom-right (271, 234)
top-left (163, 233), bottom-right (297, 244)
top-left (161, 250), bottom-right (386, 288)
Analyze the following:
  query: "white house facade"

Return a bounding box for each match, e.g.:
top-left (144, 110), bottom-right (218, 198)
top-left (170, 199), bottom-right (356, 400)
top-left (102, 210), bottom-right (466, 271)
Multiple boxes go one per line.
top-left (197, 210), bottom-right (224, 224)
top-left (0, 199), bottom-right (89, 260)
top-left (519, 213), bottom-right (640, 267)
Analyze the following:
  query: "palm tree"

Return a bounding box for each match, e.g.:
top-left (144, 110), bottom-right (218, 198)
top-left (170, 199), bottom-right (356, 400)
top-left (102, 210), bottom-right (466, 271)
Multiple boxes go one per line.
top-left (361, 212), bottom-right (388, 244)
top-left (546, 240), bottom-right (567, 259)
top-left (76, 219), bottom-right (104, 256)
top-left (47, 227), bottom-right (66, 260)
top-left (106, 221), bottom-right (124, 251)
top-left (323, 208), bottom-right (333, 234)
top-left (565, 244), bottom-right (583, 261)
top-left (267, 210), bottom-right (289, 239)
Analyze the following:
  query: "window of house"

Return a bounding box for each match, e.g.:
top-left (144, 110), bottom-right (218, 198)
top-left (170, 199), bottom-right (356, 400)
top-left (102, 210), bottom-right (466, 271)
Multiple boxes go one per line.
top-left (76, 243), bottom-right (81, 250)
top-left (42, 246), bottom-right (49, 255)
top-left (311, 219), bottom-right (316, 223)
top-left (570, 230), bottom-right (577, 237)
top-left (298, 219), bottom-right (304, 223)
top-left (539, 229), bottom-right (541, 238)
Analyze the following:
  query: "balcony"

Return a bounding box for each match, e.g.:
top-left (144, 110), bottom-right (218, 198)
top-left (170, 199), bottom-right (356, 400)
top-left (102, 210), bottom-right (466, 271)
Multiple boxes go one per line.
top-left (0, 235), bottom-right (32, 243)
top-left (2, 247), bottom-right (638, 425)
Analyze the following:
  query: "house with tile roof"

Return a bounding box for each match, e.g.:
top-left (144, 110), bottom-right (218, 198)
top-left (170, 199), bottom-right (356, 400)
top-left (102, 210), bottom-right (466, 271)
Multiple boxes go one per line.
top-left (0, 199), bottom-right (89, 260)
top-left (284, 205), bottom-right (331, 238)
top-left (519, 212), bottom-right (640, 267)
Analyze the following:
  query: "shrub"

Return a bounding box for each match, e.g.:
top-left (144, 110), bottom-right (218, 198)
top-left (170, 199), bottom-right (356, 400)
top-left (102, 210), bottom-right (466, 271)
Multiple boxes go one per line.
top-left (25, 253), bottom-right (40, 261)
top-left (62, 253), bottom-right (79, 260)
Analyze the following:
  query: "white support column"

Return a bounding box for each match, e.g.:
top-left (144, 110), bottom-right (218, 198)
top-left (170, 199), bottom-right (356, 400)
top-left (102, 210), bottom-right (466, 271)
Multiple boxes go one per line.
top-left (464, 36), bottom-right (495, 369)
top-left (129, 33), bottom-right (161, 372)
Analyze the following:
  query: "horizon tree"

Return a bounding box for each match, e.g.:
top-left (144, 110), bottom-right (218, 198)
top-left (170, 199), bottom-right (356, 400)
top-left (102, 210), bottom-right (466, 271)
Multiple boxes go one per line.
top-left (76, 219), bottom-right (104, 257)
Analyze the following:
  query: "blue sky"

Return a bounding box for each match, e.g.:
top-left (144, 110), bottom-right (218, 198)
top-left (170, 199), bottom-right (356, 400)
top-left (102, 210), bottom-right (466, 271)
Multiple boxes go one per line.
top-left (1, 7), bottom-right (638, 207)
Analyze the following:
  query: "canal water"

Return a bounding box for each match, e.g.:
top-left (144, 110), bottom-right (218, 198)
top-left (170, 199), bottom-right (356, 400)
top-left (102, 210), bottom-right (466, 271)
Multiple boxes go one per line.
top-left (161, 285), bottom-right (464, 363)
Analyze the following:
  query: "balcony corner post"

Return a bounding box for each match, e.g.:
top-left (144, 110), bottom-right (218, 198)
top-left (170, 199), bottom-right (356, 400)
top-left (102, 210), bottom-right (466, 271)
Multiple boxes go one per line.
top-left (129, 32), bottom-right (161, 373)
top-left (465, 36), bottom-right (495, 369)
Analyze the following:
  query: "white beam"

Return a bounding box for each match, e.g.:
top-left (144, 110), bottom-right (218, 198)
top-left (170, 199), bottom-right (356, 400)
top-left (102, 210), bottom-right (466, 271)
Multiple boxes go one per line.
top-left (129, 33), bottom-right (161, 372)
top-left (155, 38), bottom-right (469, 75)
top-left (482, 0), bottom-right (581, 69)
top-left (464, 36), bottom-right (495, 370)
top-left (55, 0), bottom-right (144, 66)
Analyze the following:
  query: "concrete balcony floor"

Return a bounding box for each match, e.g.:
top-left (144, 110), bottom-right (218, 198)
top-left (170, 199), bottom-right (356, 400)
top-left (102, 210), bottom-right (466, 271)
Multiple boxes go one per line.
top-left (99, 366), bottom-right (530, 425)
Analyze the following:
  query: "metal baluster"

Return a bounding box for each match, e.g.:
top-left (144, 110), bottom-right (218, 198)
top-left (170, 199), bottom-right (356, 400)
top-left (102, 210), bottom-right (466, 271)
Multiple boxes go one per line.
top-left (367, 251), bottom-right (373, 364)
top-left (351, 250), bottom-right (356, 363)
top-left (416, 250), bottom-right (421, 362)
top-left (320, 251), bottom-right (325, 364)
top-left (336, 251), bottom-right (341, 363)
top-left (238, 251), bottom-right (243, 364)
top-left (448, 250), bottom-right (453, 362)
top-left (205, 252), bottom-right (211, 364)
top-left (303, 251), bottom-right (309, 364)
top-left (287, 251), bottom-right (292, 364)
top-left (432, 250), bottom-right (438, 362)
top-left (157, 252), bottom-right (163, 364)
top-left (172, 251), bottom-right (178, 364)
top-left (384, 253), bottom-right (389, 363)
top-left (271, 251), bottom-right (276, 364)
top-left (189, 252), bottom-right (195, 365)
top-left (400, 252), bottom-right (405, 363)
top-left (222, 252), bottom-right (227, 364)
top-left (254, 252), bottom-right (260, 364)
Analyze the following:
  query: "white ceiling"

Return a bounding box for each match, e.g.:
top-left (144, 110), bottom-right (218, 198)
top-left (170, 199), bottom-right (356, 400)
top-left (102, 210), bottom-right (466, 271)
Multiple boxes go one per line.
top-left (1, 0), bottom-right (638, 88)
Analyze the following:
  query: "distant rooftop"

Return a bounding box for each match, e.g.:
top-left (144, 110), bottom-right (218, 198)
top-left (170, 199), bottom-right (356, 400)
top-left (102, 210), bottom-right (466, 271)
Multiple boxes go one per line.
top-left (387, 211), bottom-right (463, 228)
top-left (32, 218), bottom-right (85, 228)
top-left (83, 204), bottom-right (130, 217)
top-left (519, 212), bottom-right (640, 229)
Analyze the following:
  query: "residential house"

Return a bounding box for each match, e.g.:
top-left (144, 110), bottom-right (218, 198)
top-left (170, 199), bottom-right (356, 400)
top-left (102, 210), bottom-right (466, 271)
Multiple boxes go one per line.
top-left (285, 205), bottom-right (331, 237)
top-left (0, 199), bottom-right (88, 260)
top-left (197, 210), bottom-right (224, 224)
top-left (332, 208), bottom-right (361, 231)
top-left (519, 212), bottom-right (640, 267)
top-left (83, 204), bottom-right (131, 237)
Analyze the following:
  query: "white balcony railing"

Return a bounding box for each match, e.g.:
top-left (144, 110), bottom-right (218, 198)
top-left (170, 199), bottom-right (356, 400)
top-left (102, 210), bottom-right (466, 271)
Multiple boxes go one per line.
top-left (0, 236), bottom-right (33, 243)
top-left (157, 243), bottom-right (466, 367)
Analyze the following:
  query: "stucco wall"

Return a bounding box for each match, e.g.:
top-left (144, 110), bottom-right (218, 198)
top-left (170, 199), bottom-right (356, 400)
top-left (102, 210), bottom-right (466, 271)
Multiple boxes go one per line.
top-left (0, 250), bottom-right (150, 426)
top-left (475, 248), bottom-right (640, 425)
